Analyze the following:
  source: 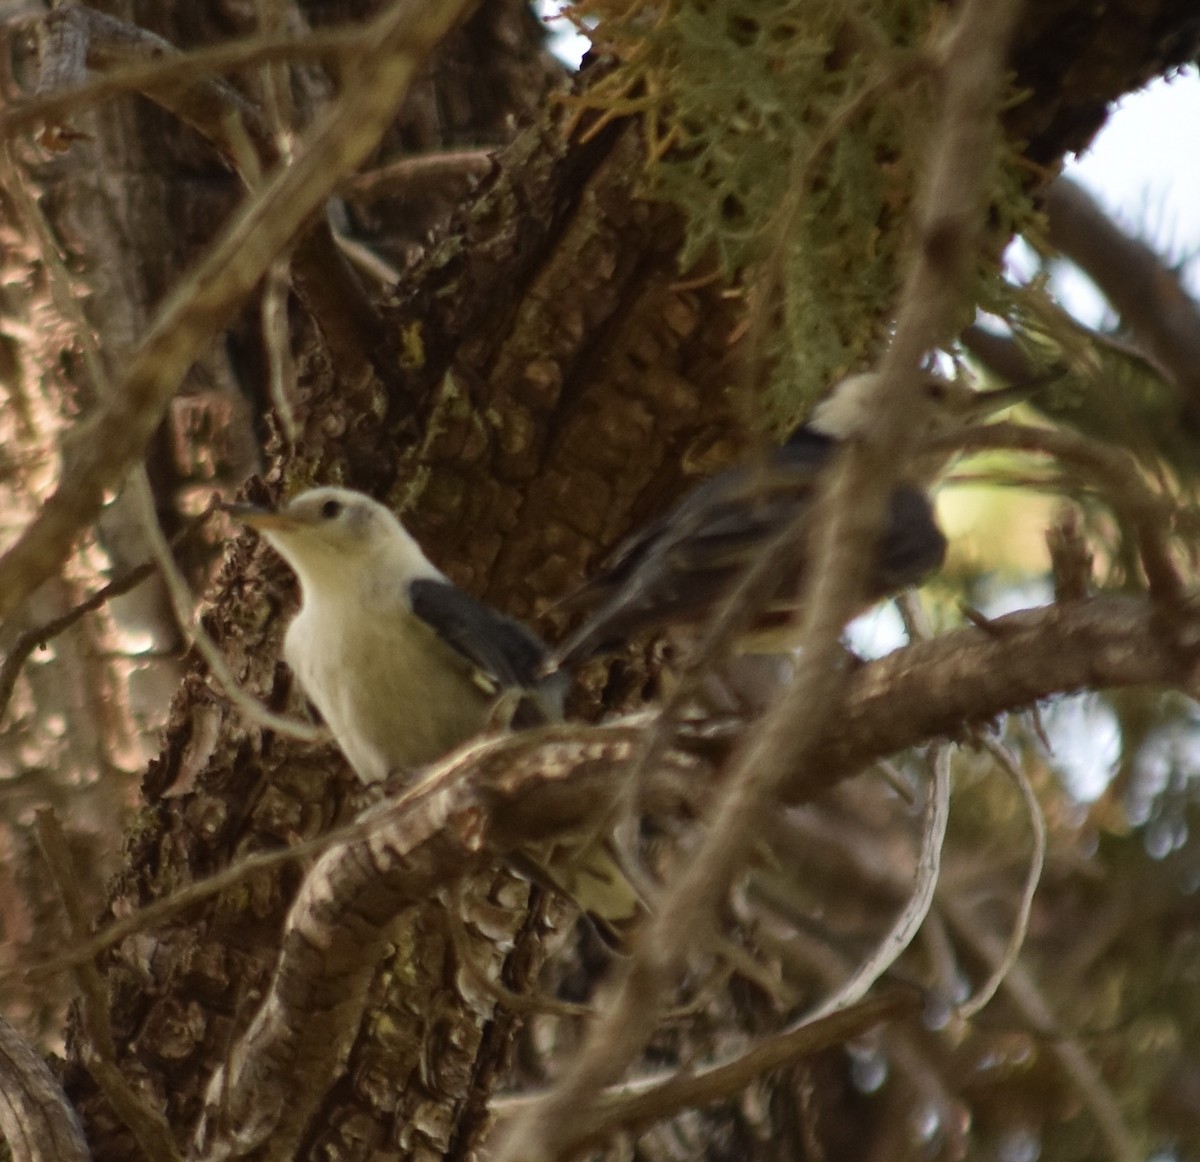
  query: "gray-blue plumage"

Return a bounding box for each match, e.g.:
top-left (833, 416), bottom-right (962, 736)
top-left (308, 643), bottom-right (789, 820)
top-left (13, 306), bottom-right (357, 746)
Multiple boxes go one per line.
top-left (229, 487), bottom-right (642, 947)
top-left (231, 488), bottom-right (562, 781)
top-left (554, 372), bottom-right (1020, 666)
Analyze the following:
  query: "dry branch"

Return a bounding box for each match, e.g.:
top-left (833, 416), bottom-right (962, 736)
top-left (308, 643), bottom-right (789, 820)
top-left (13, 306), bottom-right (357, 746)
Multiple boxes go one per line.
top-left (493, 989), bottom-right (920, 1153)
top-left (804, 745), bottom-right (951, 1023)
top-left (953, 738), bottom-right (1046, 1019)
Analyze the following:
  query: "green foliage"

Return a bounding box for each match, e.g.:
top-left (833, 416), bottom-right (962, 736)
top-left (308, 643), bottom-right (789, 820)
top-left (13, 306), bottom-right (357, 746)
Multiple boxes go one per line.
top-left (992, 279), bottom-right (1200, 489)
top-left (576, 0), bottom-right (1033, 428)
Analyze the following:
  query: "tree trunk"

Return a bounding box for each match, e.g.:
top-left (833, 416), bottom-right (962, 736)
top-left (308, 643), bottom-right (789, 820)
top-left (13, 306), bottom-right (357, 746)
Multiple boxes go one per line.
top-left (0, 1), bottom-right (1197, 1160)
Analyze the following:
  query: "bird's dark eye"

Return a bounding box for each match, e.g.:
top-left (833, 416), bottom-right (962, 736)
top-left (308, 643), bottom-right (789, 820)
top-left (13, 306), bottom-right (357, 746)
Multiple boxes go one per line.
top-left (320, 499), bottom-right (342, 520)
top-left (925, 381), bottom-right (947, 402)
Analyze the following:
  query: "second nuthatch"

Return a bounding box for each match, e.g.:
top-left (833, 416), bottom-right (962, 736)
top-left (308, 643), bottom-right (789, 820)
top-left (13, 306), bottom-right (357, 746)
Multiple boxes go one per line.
top-left (552, 372), bottom-right (1025, 666)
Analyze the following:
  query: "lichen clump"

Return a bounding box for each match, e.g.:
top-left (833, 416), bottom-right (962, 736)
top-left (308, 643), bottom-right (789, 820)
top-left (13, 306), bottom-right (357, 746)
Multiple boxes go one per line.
top-left (568, 0), bottom-right (1027, 428)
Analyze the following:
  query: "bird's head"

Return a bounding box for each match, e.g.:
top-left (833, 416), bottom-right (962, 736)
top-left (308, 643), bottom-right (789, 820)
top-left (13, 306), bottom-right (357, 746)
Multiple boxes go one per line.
top-left (808, 371), bottom-right (1026, 444)
top-left (225, 487), bottom-right (438, 594)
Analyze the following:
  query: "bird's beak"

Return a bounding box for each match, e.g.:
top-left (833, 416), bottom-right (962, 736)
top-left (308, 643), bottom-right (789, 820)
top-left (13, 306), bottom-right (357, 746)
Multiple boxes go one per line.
top-left (220, 501), bottom-right (295, 531)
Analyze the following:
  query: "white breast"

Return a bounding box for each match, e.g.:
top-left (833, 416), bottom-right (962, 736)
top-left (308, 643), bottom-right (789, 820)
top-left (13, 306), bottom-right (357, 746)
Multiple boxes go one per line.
top-left (284, 593), bottom-right (491, 783)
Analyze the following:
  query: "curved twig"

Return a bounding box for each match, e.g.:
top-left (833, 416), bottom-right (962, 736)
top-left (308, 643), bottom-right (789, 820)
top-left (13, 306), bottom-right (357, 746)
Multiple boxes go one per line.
top-left (930, 419), bottom-right (1185, 601)
top-left (952, 737), bottom-right (1046, 1019)
top-left (807, 744), bottom-right (951, 1022)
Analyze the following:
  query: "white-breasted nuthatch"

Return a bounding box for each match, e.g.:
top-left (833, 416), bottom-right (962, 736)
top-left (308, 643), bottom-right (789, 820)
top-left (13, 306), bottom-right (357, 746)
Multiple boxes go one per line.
top-left (553, 372), bottom-right (1025, 666)
top-left (227, 487), bottom-right (642, 946)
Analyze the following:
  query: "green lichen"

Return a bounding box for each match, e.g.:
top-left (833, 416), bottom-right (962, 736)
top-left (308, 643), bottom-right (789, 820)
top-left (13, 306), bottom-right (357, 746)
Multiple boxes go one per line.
top-left (398, 320), bottom-right (426, 372)
top-left (573, 0), bottom-right (1033, 428)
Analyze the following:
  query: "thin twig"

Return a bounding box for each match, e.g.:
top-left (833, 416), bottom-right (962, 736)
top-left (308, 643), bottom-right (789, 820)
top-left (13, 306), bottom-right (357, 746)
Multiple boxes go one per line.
top-left (2, 20), bottom-right (374, 141)
top-left (931, 419), bottom-right (1184, 601)
top-left (953, 737), bottom-right (1046, 1019)
top-left (0, 559), bottom-right (154, 726)
top-left (490, 990), bottom-right (919, 1153)
top-left (343, 148), bottom-right (496, 199)
top-left (262, 256), bottom-right (299, 444)
top-left (807, 744), bottom-right (951, 1022)
top-left (0, 0), bottom-right (475, 621)
top-left (20, 814), bottom-right (367, 985)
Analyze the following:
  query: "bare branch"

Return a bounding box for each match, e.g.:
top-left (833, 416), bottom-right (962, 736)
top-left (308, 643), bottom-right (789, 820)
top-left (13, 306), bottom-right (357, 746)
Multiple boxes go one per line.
top-left (20, 812), bottom-right (387, 986)
top-left (952, 737), bottom-right (1046, 1019)
top-left (0, 560), bottom-right (152, 726)
top-left (3, 17), bottom-right (371, 144)
top-left (492, 990), bottom-right (920, 1153)
top-left (807, 745), bottom-right (951, 1022)
top-left (31, 7), bottom-right (270, 158)
top-left (873, 0), bottom-right (1023, 384)
top-left (344, 148), bottom-right (496, 199)
top-left (801, 594), bottom-right (1200, 800)
top-left (0, 490), bottom-right (229, 729)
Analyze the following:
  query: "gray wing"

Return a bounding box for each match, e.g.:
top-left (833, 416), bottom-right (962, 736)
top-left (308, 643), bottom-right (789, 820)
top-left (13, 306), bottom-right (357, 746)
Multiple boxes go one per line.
top-left (875, 487), bottom-right (947, 596)
top-left (407, 578), bottom-right (566, 722)
top-left (554, 441), bottom-right (833, 664)
top-left (553, 431), bottom-right (946, 664)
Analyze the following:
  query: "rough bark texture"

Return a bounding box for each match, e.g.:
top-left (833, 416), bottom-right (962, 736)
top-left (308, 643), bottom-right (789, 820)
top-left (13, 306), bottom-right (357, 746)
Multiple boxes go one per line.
top-left (0, 1), bottom-right (1197, 1161)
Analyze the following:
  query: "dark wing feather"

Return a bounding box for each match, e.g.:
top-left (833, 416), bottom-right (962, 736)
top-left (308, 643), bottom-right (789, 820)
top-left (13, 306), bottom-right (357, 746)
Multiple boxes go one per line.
top-left (555, 436), bottom-right (837, 664)
top-left (564, 429), bottom-right (837, 607)
top-left (874, 487), bottom-right (947, 596)
top-left (407, 579), bottom-right (565, 721)
top-left (555, 425), bottom-right (946, 665)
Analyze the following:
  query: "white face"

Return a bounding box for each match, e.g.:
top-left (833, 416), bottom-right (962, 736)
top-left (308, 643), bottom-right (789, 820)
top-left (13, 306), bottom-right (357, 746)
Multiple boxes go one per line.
top-left (277, 487), bottom-right (385, 538)
top-left (809, 372), bottom-right (1019, 441)
top-left (261, 488), bottom-right (391, 557)
top-left (240, 487), bottom-right (436, 593)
